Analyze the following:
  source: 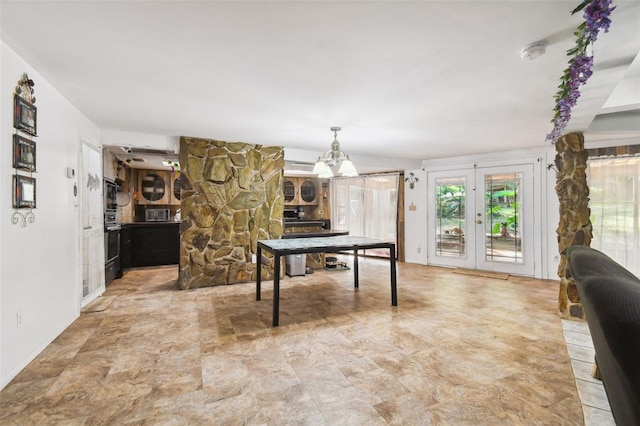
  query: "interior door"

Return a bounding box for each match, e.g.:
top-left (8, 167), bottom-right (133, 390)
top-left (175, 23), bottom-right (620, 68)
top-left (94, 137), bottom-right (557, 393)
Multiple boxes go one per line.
top-left (80, 140), bottom-right (105, 303)
top-left (427, 164), bottom-right (535, 276)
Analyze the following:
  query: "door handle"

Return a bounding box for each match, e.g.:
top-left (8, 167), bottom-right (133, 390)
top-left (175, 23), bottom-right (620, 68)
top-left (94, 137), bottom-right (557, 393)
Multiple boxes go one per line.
top-left (476, 220), bottom-right (482, 224)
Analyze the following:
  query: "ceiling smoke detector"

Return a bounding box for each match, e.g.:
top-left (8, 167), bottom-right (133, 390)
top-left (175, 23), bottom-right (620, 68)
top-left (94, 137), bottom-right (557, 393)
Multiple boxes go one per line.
top-left (520, 42), bottom-right (546, 61)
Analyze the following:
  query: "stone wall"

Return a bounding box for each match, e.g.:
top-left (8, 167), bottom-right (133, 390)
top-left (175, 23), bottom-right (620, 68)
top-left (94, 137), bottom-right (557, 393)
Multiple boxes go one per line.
top-left (178, 136), bottom-right (284, 289)
top-left (555, 132), bottom-right (592, 319)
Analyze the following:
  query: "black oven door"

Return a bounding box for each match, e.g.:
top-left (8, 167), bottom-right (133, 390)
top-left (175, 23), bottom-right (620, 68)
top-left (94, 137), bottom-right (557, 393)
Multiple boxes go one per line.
top-left (104, 226), bottom-right (121, 263)
top-left (104, 179), bottom-right (118, 211)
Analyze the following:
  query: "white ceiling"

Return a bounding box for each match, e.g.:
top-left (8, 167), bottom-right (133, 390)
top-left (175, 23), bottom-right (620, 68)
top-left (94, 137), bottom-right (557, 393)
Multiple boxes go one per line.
top-left (2, 1), bottom-right (639, 172)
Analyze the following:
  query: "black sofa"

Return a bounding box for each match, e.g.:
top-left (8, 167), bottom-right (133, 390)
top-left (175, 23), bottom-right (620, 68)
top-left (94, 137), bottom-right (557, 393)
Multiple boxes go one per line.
top-left (566, 246), bottom-right (640, 426)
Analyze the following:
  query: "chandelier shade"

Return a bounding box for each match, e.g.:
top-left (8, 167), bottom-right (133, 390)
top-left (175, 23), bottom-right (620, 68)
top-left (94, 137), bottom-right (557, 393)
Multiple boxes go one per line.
top-left (314, 127), bottom-right (358, 177)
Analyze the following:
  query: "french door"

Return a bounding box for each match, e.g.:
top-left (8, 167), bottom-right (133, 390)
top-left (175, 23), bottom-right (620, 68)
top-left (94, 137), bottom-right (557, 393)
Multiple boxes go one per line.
top-left (427, 164), bottom-right (535, 276)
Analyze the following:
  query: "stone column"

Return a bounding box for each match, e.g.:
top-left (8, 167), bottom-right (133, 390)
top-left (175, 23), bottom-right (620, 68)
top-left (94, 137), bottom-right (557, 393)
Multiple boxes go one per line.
top-left (178, 137), bottom-right (284, 289)
top-left (555, 132), bottom-right (592, 319)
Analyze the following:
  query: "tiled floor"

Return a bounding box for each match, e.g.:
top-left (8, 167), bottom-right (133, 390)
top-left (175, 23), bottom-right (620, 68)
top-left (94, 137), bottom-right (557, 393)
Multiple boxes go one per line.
top-left (561, 320), bottom-right (615, 425)
top-left (1, 259), bottom-right (592, 424)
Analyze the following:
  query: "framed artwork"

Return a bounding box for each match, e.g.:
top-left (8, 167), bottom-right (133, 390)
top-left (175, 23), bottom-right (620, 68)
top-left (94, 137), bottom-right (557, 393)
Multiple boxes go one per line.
top-left (14, 175), bottom-right (36, 209)
top-left (13, 135), bottom-right (36, 172)
top-left (14, 95), bottom-right (37, 136)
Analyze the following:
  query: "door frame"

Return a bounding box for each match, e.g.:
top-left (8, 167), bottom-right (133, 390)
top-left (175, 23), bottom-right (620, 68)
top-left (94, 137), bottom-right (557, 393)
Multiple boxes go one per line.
top-left (78, 133), bottom-right (105, 308)
top-left (474, 164), bottom-right (535, 276)
top-left (425, 155), bottom-right (543, 277)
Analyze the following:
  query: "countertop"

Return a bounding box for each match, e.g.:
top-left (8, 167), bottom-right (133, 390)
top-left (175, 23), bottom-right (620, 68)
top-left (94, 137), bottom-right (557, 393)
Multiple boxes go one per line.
top-left (282, 230), bottom-right (348, 239)
top-left (121, 221), bottom-right (180, 227)
top-left (284, 219), bottom-right (329, 227)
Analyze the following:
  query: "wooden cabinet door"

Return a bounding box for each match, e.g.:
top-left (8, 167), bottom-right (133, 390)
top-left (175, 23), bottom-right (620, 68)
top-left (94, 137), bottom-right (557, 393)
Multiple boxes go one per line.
top-left (284, 178), bottom-right (299, 205)
top-left (299, 179), bottom-right (317, 205)
top-left (137, 170), bottom-right (170, 205)
top-left (170, 173), bottom-right (181, 206)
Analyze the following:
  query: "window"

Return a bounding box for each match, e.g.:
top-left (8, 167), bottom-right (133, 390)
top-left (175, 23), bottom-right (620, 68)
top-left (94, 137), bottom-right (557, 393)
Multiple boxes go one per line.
top-left (587, 155), bottom-right (640, 276)
top-left (331, 173), bottom-right (399, 257)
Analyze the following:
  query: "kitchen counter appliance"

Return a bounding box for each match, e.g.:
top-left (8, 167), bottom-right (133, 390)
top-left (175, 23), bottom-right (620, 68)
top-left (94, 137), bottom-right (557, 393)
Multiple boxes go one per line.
top-left (145, 208), bottom-right (170, 222)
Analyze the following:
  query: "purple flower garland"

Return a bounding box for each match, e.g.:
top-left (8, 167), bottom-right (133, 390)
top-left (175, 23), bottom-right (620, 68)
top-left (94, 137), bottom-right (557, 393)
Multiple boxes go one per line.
top-left (546, 0), bottom-right (616, 143)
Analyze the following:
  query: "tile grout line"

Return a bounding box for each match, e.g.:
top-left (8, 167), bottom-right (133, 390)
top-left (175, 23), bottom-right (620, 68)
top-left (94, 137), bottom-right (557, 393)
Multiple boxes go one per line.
top-left (561, 319), bottom-right (614, 426)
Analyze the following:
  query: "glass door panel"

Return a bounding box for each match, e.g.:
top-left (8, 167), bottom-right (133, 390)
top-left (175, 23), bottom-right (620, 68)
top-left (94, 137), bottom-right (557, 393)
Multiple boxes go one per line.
top-left (435, 177), bottom-right (467, 258)
top-left (427, 169), bottom-right (475, 269)
top-left (475, 165), bottom-right (534, 275)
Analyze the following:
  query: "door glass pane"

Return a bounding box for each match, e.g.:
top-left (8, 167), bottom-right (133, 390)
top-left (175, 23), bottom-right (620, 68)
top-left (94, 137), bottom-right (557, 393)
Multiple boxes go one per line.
top-left (484, 173), bottom-right (523, 263)
top-left (435, 177), bottom-right (466, 257)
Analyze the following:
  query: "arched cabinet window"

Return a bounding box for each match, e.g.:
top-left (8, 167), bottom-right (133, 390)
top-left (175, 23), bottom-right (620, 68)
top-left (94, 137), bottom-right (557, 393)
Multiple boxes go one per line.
top-left (300, 180), bottom-right (316, 204)
top-left (173, 176), bottom-right (181, 201)
top-left (141, 173), bottom-right (165, 201)
top-left (137, 170), bottom-right (171, 205)
top-left (283, 179), bottom-right (296, 204)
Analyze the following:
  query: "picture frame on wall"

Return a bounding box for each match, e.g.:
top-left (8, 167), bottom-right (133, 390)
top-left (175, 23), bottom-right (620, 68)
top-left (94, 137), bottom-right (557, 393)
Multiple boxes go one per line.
top-left (14, 174), bottom-right (36, 209)
top-left (13, 95), bottom-right (37, 136)
top-left (13, 135), bottom-right (36, 172)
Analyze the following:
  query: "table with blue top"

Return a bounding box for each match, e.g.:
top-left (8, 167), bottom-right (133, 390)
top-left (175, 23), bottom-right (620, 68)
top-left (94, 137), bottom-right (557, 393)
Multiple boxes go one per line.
top-left (256, 235), bottom-right (397, 326)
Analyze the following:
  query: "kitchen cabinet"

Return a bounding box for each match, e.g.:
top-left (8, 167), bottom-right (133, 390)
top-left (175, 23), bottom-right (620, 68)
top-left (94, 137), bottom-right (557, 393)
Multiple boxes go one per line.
top-left (283, 178), bottom-right (297, 205)
top-left (171, 175), bottom-right (182, 205)
top-left (137, 170), bottom-right (181, 206)
top-left (120, 226), bottom-right (133, 269)
top-left (284, 178), bottom-right (318, 206)
top-left (138, 170), bottom-right (170, 205)
top-left (299, 179), bottom-right (317, 205)
top-left (128, 223), bottom-right (180, 267)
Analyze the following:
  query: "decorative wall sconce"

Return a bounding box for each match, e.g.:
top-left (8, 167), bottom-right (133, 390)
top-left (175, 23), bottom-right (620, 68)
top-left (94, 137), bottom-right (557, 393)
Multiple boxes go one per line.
top-left (405, 172), bottom-right (419, 189)
top-left (547, 155), bottom-right (563, 173)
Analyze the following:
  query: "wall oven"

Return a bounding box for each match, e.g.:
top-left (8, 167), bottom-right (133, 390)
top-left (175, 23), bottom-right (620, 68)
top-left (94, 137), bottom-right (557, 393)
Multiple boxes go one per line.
top-left (104, 178), bottom-right (117, 223)
top-left (104, 178), bottom-right (121, 286)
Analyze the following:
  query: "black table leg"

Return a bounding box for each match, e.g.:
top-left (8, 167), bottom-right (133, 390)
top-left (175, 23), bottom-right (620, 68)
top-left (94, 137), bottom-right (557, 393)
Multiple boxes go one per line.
top-left (390, 244), bottom-right (397, 306)
top-left (273, 254), bottom-right (281, 327)
top-left (256, 246), bottom-right (262, 301)
top-left (353, 249), bottom-right (359, 288)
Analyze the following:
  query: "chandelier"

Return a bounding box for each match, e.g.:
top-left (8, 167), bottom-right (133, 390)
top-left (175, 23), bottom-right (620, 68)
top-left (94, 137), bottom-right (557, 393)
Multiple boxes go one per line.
top-left (312, 126), bottom-right (358, 178)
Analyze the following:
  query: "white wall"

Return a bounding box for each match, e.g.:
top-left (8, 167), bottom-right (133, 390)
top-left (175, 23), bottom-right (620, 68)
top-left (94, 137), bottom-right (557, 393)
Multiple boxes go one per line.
top-left (403, 168), bottom-right (427, 264)
top-left (1, 42), bottom-right (100, 389)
